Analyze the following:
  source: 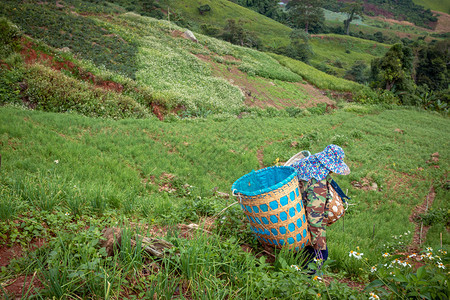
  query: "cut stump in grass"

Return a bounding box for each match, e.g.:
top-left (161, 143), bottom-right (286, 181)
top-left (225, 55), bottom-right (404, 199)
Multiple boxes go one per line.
top-left (100, 227), bottom-right (177, 257)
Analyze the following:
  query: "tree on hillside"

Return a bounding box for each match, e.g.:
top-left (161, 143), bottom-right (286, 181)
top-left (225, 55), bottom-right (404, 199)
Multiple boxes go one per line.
top-left (341, 0), bottom-right (363, 35)
top-left (285, 29), bottom-right (313, 63)
top-left (221, 19), bottom-right (259, 48)
top-left (370, 43), bottom-right (414, 94)
top-left (287, 0), bottom-right (324, 34)
top-left (231, 0), bottom-right (280, 17)
top-left (415, 40), bottom-right (449, 91)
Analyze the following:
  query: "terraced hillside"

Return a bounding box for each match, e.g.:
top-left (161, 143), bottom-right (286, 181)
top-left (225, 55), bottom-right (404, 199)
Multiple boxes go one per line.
top-left (0, 0), bottom-right (368, 119)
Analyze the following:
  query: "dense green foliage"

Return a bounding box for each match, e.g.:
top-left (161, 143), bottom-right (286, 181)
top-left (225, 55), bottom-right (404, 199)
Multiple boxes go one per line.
top-left (0, 0), bottom-right (140, 79)
top-left (369, 41), bottom-right (449, 111)
top-left (370, 43), bottom-right (414, 93)
top-left (287, 0), bottom-right (325, 34)
top-left (416, 40), bottom-right (449, 91)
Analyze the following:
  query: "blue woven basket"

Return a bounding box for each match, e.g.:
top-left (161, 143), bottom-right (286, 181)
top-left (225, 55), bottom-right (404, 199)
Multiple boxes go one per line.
top-left (232, 166), bottom-right (310, 250)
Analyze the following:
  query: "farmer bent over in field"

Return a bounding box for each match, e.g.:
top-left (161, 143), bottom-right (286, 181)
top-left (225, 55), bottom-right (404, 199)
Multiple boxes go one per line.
top-left (292, 144), bottom-right (350, 268)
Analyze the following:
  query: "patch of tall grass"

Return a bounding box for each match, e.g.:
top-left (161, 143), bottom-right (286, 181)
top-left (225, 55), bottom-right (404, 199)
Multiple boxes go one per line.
top-left (23, 63), bottom-right (150, 119)
top-left (309, 34), bottom-right (390, 76)
top-left (270, 53), bottom-right (367, 92)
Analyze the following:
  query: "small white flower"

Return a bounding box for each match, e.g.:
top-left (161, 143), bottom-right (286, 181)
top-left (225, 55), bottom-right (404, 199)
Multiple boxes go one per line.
top-left (65, 212), bottom-right (70, 216)
top-left (398, 260), bottom-right (409, 267)
top-left (369, 292), bottom-right (380, 300)
top-left (408, 253), bottom-right (417, 258)
top-left (438, 249), bottom-right (447, 255)
top-left (54, 160), bottom-right (59, 164)
top-left (313, 275), bottom-right (322, 281)
top-left (437, 262), bottom-right (445, 269)
top-left (353, 252), bottom-right (363, 259)
top-left (370, 266), bottom-right (377, 273)
top-left (290, 265), bottom-right (300, 271)
top-left (382, 252), bottom-right (390, 257)
top-left (426, 247), bottom-right (433, 252)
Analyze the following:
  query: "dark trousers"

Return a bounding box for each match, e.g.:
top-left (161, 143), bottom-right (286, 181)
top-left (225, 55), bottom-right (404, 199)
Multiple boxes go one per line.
top-left (302, 245), bottom-right (328, 273)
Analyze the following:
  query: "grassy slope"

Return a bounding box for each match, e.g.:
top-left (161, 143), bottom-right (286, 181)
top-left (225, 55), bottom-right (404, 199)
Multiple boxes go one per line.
top-left (270, 53), bottom-right (364, 92)
top-left (1, 105), bottom-right (448, 255)
top-left (160, 0), bottom-right (390, 73)
top-left (1, 105), bottom-right (448, 299)
top-left (412, 0), bottom-right (450, 14)
top-left (309, 34), bottom-right (390, 76)
top-left (163, 0), bottom-right (292, 48)
top-left (0, 0), bottom-right (370, 116)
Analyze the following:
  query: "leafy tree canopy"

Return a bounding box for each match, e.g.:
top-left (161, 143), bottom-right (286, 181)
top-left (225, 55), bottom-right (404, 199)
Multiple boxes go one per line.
top-left (287, 0), bottom-right (324, 34)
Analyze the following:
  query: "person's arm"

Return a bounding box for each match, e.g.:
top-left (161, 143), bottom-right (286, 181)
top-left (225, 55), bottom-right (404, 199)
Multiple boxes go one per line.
top-left (305, 178), bottom-right (328, 250)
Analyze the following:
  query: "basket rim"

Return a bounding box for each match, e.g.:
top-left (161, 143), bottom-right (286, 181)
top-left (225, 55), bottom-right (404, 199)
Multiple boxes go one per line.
top-left (284, 150), bottom-right (311, 166)
top-left (231, 166), bottom-right (297, 197)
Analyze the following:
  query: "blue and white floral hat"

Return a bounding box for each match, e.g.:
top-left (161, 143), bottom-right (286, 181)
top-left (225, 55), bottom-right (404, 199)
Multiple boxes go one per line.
top-left (292, 144), bottom-right (350, 181)
top-left (315, 144), bottom-right (350, 176)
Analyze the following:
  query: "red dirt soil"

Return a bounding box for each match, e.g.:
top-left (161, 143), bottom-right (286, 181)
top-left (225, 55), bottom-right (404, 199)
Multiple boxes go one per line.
top-left (20, 40), bottom-right (124, 93)
top-left (0, 239), bottom-right (46, 298)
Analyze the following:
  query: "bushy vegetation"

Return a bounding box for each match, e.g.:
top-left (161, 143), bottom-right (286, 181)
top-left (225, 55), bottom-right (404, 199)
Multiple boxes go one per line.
top-left (0, 0), bottom-right (140, 79)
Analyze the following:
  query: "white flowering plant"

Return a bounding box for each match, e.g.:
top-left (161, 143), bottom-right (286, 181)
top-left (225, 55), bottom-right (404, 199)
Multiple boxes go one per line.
top-left (365, 247), bottom-right (449, 299)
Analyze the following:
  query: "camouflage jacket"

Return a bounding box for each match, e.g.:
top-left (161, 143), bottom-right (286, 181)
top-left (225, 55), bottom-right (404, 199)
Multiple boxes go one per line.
top-left (299, 175), bottom-right (331, 250)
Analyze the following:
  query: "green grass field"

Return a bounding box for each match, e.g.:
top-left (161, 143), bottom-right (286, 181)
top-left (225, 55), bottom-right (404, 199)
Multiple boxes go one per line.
top-left (413, 0), bottom-right (450, 14)
top-left (0, 105), bottom-right (448, 298)
top-left (270, 53), bottom-right (365, 92)
top-left (309, 34), bottom-right (390, 76)
top-left (159, 0), bottom-right (292, 49)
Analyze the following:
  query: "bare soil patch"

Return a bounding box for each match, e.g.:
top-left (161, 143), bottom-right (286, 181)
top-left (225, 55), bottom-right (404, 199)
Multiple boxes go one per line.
top-left (363, 3), bottom-right (395, 20)
top-left (0, 239), bottom-right (46, 298)
top-left (20, 39), bottom-right (125, 93)
top-left (433, 10), bottom-right (450, 33)
top-left (0, 244), bottom-right (23, 268)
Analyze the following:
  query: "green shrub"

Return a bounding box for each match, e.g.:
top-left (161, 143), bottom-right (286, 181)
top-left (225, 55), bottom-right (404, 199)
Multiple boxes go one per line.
top-left (23, 64), bottom-right (150, 119)
top-left (198, 4), bottom-right (211, 15)
top-left (354, 88), bottom-right (399, 105)
top-left (0, 17), bottom-right (21, 57)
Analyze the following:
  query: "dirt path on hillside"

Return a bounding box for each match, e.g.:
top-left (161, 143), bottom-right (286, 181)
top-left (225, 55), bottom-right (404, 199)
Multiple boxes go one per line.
top-left (408, 185), bottom-right (436, 253)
